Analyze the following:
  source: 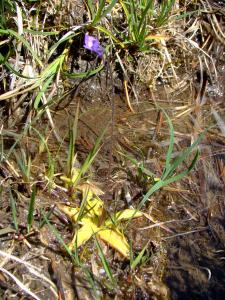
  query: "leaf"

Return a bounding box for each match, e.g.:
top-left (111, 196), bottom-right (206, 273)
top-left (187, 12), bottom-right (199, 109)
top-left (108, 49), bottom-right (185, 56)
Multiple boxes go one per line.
top-left (0, 29), bottom-right (43, 66)
top-left (98, 227), bottom-right (130, 257)
top-left (58, 187), bottom-right (143, 257)
top-left (94, 235), bottom-right (116, 285)
top-left (57, 204), bottom-right (80, 222)
top-left (86, 196), bottom-right (104, 217)
top-left (71, 167), bottom-right (81, 183)
top-left (105, 209), bottom-right (143, 226)
top-left (130, 242), bottom-right (149, 270)
top-left (63, 64), bottom-right (104, 79)
top-left (27, 185), bottom-right (37, 233)
top-left (69, 220), bottom-right (98, 249)
top-left (58, 202), bottom-right (131, 257)
top-left (96, 25), bottom-right (125, 48)
top-left (34, 74), bottom-right (54, 109)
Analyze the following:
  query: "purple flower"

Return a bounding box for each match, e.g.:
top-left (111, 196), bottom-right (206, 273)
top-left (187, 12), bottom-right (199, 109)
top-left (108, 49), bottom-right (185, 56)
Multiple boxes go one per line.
top-left (83, 33), bottom-right (104, 58)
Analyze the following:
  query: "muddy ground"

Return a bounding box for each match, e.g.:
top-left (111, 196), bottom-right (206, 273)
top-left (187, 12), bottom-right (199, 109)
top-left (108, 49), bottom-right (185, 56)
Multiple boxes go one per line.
top-left (0, 1), bottom-right (225, 299)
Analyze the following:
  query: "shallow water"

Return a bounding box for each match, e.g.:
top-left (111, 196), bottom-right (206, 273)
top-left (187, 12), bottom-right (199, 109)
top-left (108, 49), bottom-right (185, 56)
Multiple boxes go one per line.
top-left (1, 29), bottom-right (225, 300)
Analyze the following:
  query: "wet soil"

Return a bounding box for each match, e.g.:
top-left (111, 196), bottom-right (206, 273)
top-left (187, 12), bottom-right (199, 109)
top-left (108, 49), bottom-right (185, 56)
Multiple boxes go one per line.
top-left (2, 75), bottom-right (225, 299)
top-left (51, 68), bottom-right (225, 299)
top-left (1, 1), bottom-right (225, 298)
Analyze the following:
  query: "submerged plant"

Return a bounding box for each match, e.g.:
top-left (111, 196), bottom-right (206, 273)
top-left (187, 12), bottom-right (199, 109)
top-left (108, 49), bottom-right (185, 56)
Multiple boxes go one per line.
top-left (124, 108), bottom-right (206, 211)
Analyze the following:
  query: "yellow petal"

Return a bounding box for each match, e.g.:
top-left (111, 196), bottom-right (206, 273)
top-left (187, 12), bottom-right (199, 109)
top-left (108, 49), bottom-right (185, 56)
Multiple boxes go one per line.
top-left (98, 228), bottom-right (130, 257)
top-left (105, 209), bottom-right (143, 226)
top-left (69, 220), bottom-right (99, 250)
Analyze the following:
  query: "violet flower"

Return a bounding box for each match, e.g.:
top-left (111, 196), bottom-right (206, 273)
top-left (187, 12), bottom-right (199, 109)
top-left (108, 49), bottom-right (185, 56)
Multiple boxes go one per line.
top-left (83, 33), bottom-right (104, 58)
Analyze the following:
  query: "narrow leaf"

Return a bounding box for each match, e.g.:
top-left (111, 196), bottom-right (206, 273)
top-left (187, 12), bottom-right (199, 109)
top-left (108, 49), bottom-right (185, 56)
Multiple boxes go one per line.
top-left (27, 185), bottom-right (36, 233)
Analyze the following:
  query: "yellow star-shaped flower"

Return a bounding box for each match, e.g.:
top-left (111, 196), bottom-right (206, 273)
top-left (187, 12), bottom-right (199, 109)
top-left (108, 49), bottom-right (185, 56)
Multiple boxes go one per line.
top-left (57, 189), bottom-right (142, 258)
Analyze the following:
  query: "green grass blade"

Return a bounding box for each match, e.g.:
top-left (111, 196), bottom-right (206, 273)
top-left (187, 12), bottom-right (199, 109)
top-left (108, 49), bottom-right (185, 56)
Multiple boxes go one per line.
top-left (131, 242), bottom-right (149, 270)
top-left (63, 64), bottom-right (104, 79)
top-left (138, 0), bottom-right (154, 34)
top-left (77, 187), bottom-right (90, 222)
top-left (4, 61), bottom-right (36, 79)
top-left (47, 31), bottom-right (76, 60)
top-left (162, 150), bottom-right (199, 186)
top-left (87, 0), bottom-right (95, 19)
top-left (30, 127), bottom-right (54, 184)
top-left (118, 151), bottom-right (156, 178)
top-left (27, 185), bottom-right (36, 233)
top-left (102, 0), bottom-right (117, 16)
top-left (42, 211), bottom-right (100, 298)
top-left (67, 127), bottom-right (75, 177)
top-left (94, 234), bottom-right (115, 285)
top-left (91, 0), bottom-right (117, 26)
top-left (0, 52), bottom-right (37, 80)
top-left (138, 19), bottom-right (147, 46)
top-left (92, 0), bottom-right (105, 25)
top-left (120, 0), bottom-right (129, 20)
top-left (156, 0), bottom-right (175, 27)
top-left (39, 207), bottom-right (53, 229)
top-left (0, 29), bottom-right (43, 66)
top-left (95, 0), bottom-right (117, 24)
top-left (130, 0), bottom-right (138, 25)
top-left (138, 179), bottom-right (164, 209)
top-left (72, 125), bottom-right (108, 187)
top-left (129, 1), bottom-right (138, 41)
top-left (34, 75), bottom-right (54, 109)
top-left (13, 150), bottom-right (31, 182)
top-left (137, 150), bottom-right (200, 210)
top-left (160, 109), bottom-right (174, 180)
top-left (164, 132), bottom-right (205, 179)
top-left (41, 210), bottom-right (74, 257)
top-left (96, 25), bottom-right (125, 48)
top-left (67, 102), bottom-right (79, 177)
